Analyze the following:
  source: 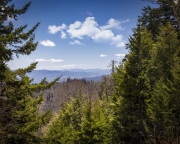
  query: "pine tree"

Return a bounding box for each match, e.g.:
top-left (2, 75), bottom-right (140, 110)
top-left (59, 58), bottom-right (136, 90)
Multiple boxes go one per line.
top-left (142, 0), bottom-right (180, 31)
top-left (44, 90), bottom-right (85, 144)
top-left (139, 2), bottom-right (178, 40)
top-left (77, 96), bottom-right (110, 144)
top-left (113, 25), bottom-right (154, 143)
top-left (147, 23), bottom-right (180, 142)
top-left (0, 1), bottom-right (59, 143)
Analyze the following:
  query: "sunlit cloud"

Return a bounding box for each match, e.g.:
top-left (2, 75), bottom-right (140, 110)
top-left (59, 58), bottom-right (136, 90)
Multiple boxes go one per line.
top-left (61, 31), bottom-right (67, 39)
top-left (47, 17), bottom-right (129, 48)
top-left (66, 17), bottom-right (127, 47)
top-left (100, 54), bottom-right (107, 57)
top-left (48, 24), bottom-right (67, 34)
top-left (100, 18), bottom-right (129, 30)
top-left (92, 30), bottom-right (125, 47)
top-left (69, 40), bottom-right (83, 45)
top-left (67, 17), bottom-right (100, 39)
top-left (39, 40), bottom-right (55, 47)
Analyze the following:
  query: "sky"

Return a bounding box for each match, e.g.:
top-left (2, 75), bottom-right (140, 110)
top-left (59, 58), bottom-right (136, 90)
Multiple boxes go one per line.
top-left (7, 0), bottom-right (155, 70)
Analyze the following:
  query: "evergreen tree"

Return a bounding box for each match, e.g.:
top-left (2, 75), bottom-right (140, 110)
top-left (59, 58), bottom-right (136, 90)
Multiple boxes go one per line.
top-left (142, 0), bottom-right (180, 30)
top-left (0, 1), bottom-right (59, 143)
top-left (113, 25), bottom-right (154, 143)
top-left (45, 90), bottom-right (112, 144)
top-left (44, 90), bottom-right (85, 144)
top-left (138, 3), bottom-right (178, 40)
top-left (147, 23), bottom-right (180, 142)
top-left (77, 96), bottom-right (110, 144)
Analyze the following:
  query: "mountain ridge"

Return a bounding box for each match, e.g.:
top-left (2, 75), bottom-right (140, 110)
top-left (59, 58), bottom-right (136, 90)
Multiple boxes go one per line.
top-left (27, 69), bottom-right (110, 83)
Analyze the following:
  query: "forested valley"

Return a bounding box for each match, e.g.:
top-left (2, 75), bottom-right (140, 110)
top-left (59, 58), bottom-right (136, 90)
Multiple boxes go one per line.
top-left (0, 0), bottom-right (180, 143)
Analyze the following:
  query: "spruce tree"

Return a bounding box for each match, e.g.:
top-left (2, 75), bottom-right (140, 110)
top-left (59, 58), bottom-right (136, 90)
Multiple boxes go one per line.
top-left (77, 96), bottom-right (110, 144)
top-left (142, 0), bottom-right (180, 31)
top-left (147, 23), bottom-right (180, 142)
top-left (113, 25), bottom-right (154, 143)
top-left (0, 1), bottom-right (59, 143)
top-left (139, 2), bottom-right (178, 40)
top-left (44, 91), bottom-right (85, 144)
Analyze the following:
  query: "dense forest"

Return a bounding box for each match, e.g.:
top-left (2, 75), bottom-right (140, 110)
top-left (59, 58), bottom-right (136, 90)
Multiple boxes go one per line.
top-left (0, 0), bottom-right (180, 143)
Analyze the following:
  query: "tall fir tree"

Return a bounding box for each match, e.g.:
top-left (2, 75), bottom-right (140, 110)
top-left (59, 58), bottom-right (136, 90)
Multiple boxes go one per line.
top-left (139, 2), bottom-right (178, 40)
top-left (0, 1), bottom-right (59, 143)
top-left (142, 0), bottom-right (180, 31)
top-left (113, 25), bottom-right (154, 143)
top-left (147, 23), bottom-right (180, 143)
top-left (44, 90), bottom-right (85, 144)
top-left (77, 96), bottom-right (110, 144)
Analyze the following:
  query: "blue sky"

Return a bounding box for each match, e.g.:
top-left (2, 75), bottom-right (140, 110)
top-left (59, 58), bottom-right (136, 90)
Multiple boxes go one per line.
top-left (8, 0), bottom-right (154, 70)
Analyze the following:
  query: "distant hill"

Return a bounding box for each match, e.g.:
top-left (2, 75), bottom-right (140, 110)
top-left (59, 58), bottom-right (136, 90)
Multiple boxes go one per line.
top-left (27, 69), bottom-right (110, 83)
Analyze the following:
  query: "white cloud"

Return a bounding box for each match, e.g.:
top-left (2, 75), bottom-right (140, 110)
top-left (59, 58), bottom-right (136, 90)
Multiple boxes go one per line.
top-left (100, 19), bottom-right (129, 30)
top-left (92, 30), bottom-right (125, 47)
top-left (39, 40), bottom-right (55, 47)
top-left (67, 17), bottom-right (100, 39)
top-left (61, 23), bottom-right (67, 29)
top-left (49, 59), bottom-right (64, 62)
top-left (69, 40), bottom-right (82, 45)
top-left (61, 31), bottom-right (67, 39)
top-left (115, 54), bottom-right (125, 57)
top-left (120, 19), bottom-right (130, 24)
top-left (69, 21), bottom-right (82, 31)
top-left (48, 24), bottom-right (67, 34)
top-left (50, 17), bottom-right (128, 47)
top-left (100, 54), bottom-right (107, 57)
top-left (28, 59), bottom-right (63, 62)
top-left (100, 18), bottom-right (121, 30)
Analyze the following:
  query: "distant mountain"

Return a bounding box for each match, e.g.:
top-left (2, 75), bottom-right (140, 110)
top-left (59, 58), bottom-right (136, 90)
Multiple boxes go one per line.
top-left (27, 69), bottom-right (110, 83)
top-left (83, 75), bottom-right (106, 82)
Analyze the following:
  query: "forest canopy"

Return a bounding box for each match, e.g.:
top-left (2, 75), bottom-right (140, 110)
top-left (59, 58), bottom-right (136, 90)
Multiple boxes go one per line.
top-left (0, 0), bottom-right (180, 143)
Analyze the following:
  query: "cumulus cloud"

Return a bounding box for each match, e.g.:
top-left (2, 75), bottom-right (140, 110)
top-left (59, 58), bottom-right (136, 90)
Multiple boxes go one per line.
top-left (100, 18), bottom-right (123, 30)
top-left (100, 54), bottom-right (107, 57)
top-left (39, 40), bottom-right (55, 47)
top-left (48, 23), bottom-right (66, 34)
top-left (67, 17), bottom-right (100, 39)
top-left (69, 40), bottom-right (82, 45)
top-left (115, 54), bottom-right (126, 57)
top-left (92, 30), bottom-right (125, 47)
top-left (61, 31), bottom-right (67, 39)
top-left (48, 17), bottom-right (129, 47)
